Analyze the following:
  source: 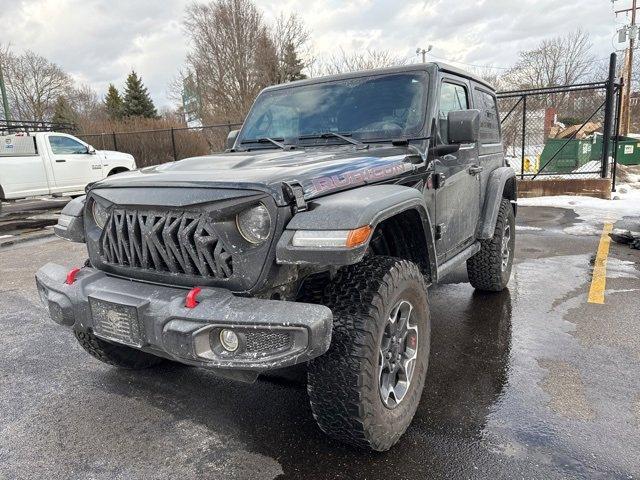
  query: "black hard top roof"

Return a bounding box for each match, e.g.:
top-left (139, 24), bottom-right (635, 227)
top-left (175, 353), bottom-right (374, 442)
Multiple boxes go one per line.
top-left (262, 62), bottom-right (496, 93)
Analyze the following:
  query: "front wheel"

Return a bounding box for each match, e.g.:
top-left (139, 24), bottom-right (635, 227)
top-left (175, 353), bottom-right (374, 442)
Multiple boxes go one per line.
top-left (467, 198), bottom-right (515, 292)
top-left (307, 256), bottom-right (431, 451)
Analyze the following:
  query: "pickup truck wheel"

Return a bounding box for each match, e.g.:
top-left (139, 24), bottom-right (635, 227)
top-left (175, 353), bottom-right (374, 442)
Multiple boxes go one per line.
top-left (74, 330), bottom-right (164, 369)
top-left (467, 198), bottom-right (515, 292)
top-left (307, 256), bottom-right (430, 451)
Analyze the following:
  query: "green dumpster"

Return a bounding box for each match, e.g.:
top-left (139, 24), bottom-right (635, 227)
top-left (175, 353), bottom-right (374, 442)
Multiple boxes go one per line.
top-left (590, 136), bottom-right (640, 166)
top-left (539, 138), bottom-right (594, 174)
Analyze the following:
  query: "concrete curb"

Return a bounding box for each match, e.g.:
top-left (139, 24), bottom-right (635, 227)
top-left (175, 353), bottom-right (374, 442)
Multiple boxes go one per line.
top-left (0, 229), bottom-right (56, 248)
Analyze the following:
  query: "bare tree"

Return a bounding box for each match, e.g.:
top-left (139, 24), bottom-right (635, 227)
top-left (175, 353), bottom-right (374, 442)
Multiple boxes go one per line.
top-left (69, 83), bottom-right (104, 122)
top-left (469, 66), bottom-right (509, 91)
top-left (504, 29), bottom-right (595, 89)
top-left (0, 47), bottom-right (74, 121)
top-left (272, 13), bottom-right (310, 82)
top-left (314, 48), bottom-right (408, 76)
top-left (182, 1), bottom-right (310, 122)
top-left (184, 0), bottom-right (277, 122)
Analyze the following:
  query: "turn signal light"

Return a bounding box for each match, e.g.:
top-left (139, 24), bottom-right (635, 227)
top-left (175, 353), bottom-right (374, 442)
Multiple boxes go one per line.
top-left (346, 225), bottom-right (372, 248)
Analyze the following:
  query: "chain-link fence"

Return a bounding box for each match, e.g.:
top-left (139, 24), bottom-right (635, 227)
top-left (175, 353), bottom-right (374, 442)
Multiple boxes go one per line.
top-left (497, 79), bottom-right (621, 181)
top-left (77, 122), bottom-right (242, 168)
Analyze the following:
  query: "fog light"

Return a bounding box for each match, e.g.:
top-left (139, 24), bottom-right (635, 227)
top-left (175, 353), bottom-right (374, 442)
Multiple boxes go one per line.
top-left (219, 329), bottom-right (239, 352)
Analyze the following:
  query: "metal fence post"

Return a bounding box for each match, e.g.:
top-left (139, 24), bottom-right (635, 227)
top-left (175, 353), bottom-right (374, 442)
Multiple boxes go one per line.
top-left (112, 131), bottom-right (118, 151)
top-left (521, 95), bottom-right (527, 180)
top-left (601, 52), bottom-right (617, 179)
top-left (170, 127), bottom-right (177, 161)
top-left (612, 77), bottom-right (624, 192)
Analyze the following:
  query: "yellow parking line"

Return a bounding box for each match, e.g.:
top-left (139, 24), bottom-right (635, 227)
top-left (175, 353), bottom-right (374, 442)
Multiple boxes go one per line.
top-left (588, 223), bottom-right (614, 305)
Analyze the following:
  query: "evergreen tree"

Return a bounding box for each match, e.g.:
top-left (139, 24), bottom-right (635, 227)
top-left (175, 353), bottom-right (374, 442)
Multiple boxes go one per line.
top-left (122, 71), bottom-right (158, 118)
top-left (104, 83), bottom-right (124, 119)
top-left (280, 42), bottom-right (306, 82)
top-left (51, 96), bottom-right (77, 127)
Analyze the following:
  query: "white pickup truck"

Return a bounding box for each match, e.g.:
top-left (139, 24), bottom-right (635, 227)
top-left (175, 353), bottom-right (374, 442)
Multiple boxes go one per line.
top-left (0, 132), bottom-right (136, 202)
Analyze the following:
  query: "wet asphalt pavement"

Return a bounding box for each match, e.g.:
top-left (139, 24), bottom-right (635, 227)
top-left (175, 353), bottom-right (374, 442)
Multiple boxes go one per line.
top-left (1, 206), bottom-right (639, 479)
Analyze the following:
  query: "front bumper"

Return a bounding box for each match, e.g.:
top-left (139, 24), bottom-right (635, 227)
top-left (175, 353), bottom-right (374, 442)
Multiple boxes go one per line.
top-left (35, 263), bottom-right (333, 374)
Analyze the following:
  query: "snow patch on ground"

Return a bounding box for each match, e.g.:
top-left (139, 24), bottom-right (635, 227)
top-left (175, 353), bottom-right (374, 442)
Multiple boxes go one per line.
top-left (519, 184), bottom-right (640, 227)
top-left (563, 224), bottom-right (602, 237)
top-left (516, 225), bottom-right (543, 232)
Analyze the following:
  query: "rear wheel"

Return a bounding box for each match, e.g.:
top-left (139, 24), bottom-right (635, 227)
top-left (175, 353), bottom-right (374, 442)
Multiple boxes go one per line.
top-left (307, 256), bottom-right (430, 451)
top-left (74, 330), bottom-right (164, 369)
top-left (467, 198), bottom-right (515, 292)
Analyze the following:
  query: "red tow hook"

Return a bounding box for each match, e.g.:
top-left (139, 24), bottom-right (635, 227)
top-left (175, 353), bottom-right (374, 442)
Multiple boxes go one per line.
top-left (65, 267), bottom-right (81, 285)
top-left (185, 287), bottom-right (202, 309)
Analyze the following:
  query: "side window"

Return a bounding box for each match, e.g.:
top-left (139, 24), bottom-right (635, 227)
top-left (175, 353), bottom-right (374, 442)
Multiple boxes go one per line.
top-left (49, 136), bottom-right (87, 155)
top-left (438, 82), bottom-right (469, 144)
top-left (475, 89), bottom-right (500, 144)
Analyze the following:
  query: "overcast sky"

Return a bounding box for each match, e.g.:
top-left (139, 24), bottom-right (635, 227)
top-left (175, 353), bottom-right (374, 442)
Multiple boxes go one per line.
top-left (0, 0), bottom-right (629, 107)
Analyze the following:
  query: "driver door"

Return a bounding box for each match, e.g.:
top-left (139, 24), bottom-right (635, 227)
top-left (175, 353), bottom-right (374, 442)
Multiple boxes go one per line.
top-left (434, 79), bottom-right (481, 261)
top-left (47, 134), bottom-right (103, 192)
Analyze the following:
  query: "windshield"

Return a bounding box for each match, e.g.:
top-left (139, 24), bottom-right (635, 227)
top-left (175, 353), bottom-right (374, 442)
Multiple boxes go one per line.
top-left (238, 72), bottom-right (428, 146)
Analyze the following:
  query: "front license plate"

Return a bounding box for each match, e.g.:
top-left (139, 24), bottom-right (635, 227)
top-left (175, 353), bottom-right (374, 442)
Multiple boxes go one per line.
top-left (89, 298), bottom-right (143, 347)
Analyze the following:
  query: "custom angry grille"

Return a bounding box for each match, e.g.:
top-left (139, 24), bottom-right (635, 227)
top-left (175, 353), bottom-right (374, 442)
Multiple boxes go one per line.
top-left (100, 208), bottom-right (233, 279)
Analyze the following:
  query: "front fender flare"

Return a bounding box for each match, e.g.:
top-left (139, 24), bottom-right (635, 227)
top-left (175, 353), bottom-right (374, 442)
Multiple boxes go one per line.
top-left (54, 195), bottom-right (86, 243)
top-left (477, 167), bottom-right (517, 240)
top-left (276, 184), bottom-right (436, 273)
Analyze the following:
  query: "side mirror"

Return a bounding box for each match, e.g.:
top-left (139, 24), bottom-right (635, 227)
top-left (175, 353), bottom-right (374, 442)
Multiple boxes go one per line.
top-left (447, 109), bottom-right (480, 144)
top-left (226, 129), bottom-right (240, 151)
top-left (87, 146), bottom-right (96, 155)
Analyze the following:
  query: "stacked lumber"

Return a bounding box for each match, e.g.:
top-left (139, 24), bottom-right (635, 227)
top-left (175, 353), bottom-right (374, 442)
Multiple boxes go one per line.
top-left (549, 122), bottom-right (601, 140)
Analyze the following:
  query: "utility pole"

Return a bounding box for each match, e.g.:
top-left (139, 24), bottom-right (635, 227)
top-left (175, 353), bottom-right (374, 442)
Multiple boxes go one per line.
top-left (616, 0), bottom-right (638, 135)
top-left (416, 45), bottom-right (433, 63)
top-left (0, 57), bottom-right (10, 126)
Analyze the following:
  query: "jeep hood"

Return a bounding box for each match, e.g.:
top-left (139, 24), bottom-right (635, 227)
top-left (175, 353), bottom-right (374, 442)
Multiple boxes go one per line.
top-left (89, 146), bottom-right (417, 206)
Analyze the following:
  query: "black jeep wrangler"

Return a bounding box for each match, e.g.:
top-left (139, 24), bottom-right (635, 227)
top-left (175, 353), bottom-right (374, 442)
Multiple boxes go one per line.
top-left (36, 63), bottom-right (516, 451)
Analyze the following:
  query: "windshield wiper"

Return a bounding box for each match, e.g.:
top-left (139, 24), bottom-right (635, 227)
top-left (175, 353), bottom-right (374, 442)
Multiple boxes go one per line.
top-left (364, 136), bottom-right (431, 160)
top-left (240, 137), bottom-right (287, 150)
top-left (299, 132), bottom-right (368, 150)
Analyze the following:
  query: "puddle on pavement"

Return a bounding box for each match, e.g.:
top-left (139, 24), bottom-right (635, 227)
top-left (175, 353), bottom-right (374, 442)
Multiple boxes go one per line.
top-left (466, 254), bottom-right (640, 477)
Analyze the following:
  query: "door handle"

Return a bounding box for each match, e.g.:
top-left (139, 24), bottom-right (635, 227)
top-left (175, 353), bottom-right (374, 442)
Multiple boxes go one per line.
top-left (55, 159), bottom-right (66, 163)
top-left (468, 165), bottom-right (483, 175)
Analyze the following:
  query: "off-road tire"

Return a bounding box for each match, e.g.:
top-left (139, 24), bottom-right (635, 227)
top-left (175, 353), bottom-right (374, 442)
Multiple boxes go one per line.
top-left (467, 198), bottom-right (515, 292)
top-left (74, 330), bottom-right (164, 369)
top-left (307, 256), bottom-right (431, 451)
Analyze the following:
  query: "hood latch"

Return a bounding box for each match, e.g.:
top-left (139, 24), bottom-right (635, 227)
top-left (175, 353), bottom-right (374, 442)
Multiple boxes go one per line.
top-left (283, 182), bottom-right (308, 213)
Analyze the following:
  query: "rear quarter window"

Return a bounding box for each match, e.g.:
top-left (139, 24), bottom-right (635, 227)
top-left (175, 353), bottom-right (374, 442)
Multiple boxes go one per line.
top-left (474, 89), bottom-right (500, 144)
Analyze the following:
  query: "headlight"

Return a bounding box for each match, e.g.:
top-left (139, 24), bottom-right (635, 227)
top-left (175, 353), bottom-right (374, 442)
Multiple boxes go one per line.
top-left (236, 203), bottom-right (271, 244)
top-left (92, 200), bottom-right (110, 229)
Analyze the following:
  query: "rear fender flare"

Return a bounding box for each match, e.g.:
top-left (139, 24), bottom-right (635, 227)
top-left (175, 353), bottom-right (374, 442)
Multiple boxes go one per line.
top-left (477, 167), bottom-right (517, 240)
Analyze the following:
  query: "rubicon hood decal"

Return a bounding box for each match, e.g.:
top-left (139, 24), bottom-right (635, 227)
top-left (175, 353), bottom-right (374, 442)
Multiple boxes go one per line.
top-left (300, 155), bottom-right (413, 197)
